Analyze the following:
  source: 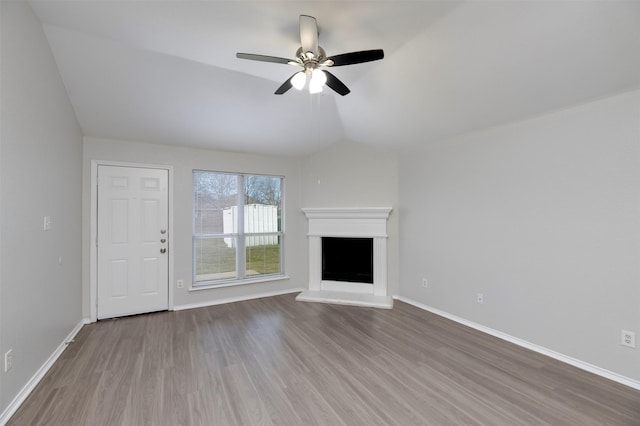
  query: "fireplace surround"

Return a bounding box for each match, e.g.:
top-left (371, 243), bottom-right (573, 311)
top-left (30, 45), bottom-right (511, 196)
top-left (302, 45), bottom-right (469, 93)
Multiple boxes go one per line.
top-left (296, 207), bottom-right (393, 309)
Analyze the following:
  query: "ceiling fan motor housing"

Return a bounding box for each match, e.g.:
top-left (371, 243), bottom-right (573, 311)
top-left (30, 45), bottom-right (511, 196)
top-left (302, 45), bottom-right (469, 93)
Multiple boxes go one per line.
top-left (295, 46), bottom-right (333, 72)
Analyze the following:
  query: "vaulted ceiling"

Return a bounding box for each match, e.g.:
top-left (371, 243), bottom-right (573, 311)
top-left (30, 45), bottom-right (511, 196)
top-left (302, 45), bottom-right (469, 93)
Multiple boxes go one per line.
top-left (29, 1), bottom-right (640, 156)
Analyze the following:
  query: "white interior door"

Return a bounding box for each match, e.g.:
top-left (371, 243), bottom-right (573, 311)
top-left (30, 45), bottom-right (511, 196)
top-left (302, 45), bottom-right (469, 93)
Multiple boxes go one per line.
top-left (97, 165), bottom-right (169, 319)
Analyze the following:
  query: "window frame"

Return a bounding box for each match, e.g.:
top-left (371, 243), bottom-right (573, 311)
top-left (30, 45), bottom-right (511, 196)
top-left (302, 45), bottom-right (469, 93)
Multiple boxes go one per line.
top-left (192, 170), bottom-right (285, 288)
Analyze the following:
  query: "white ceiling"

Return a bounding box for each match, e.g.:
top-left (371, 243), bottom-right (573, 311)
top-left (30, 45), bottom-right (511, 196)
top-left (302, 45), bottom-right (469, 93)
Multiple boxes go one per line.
top-left (29, 1), bottom-right (640, 156)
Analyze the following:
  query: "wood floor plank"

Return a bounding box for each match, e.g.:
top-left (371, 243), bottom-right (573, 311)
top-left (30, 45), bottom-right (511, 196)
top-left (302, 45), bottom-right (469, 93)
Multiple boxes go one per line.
top-left (7, 294), bottom-right (640, 425)
top-left (297, 353), bottom-right (392, 426)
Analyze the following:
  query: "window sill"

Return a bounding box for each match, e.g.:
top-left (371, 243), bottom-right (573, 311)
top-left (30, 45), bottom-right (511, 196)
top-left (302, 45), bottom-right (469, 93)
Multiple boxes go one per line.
top-left (188, 274), bottom-right (290, 292)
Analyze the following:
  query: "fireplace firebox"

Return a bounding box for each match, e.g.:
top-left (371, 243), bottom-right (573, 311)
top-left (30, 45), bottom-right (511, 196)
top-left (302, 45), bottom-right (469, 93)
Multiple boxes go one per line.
top-left (322, 237), bottom-right (374, 284)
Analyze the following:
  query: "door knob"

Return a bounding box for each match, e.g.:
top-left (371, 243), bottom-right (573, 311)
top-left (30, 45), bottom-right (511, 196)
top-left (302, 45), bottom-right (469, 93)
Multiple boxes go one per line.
top-left (160, 248), bottom-right (167, 254)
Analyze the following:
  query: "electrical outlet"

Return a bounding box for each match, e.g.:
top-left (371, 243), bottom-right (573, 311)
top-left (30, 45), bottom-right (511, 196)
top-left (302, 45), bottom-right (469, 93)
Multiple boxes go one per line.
top-left (477, 293), bottom-right (484, 304)
top-left (422, 278), bottom-right (428, 288)
top-left (177, 279), bottom-right (184, 289)
top-left (4, 349), bottom-right (13, 372)
top-left (621, 330), bottom-right (635, 348)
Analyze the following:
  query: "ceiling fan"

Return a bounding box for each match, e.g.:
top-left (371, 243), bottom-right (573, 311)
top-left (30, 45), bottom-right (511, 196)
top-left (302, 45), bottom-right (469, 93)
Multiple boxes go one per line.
top-left (236, 15), bottom-right (384, 96)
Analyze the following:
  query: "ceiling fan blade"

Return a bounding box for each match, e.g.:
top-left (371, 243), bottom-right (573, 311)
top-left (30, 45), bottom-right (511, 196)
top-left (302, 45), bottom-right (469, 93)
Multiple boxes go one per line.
top-left (323, 71), bottom-right (350, 96)
top-left (299, 15), bottom-right (318, 56)
top-left (274, 74), bottom-right (298, 95)
top-left (236, 53), bottom-right (295, 65)
top-left (327, 49), bottom-right (384, 67)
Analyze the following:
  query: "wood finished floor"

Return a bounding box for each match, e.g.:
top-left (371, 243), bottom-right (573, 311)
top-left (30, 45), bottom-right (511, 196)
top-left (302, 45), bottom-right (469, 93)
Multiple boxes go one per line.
top-left (8, 294), bottom-right (640, 425)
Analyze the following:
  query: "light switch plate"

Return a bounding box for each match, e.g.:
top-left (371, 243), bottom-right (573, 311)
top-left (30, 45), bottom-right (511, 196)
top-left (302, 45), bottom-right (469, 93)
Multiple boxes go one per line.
top-left (43, 216), bottom-right (52, 231)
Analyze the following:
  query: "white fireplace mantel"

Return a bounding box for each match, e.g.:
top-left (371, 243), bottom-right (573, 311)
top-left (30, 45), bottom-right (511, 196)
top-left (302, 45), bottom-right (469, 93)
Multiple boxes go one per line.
top-left (296, 207), bottom-right (393, 309)
top-left (302, 207), bottom-right (392, 220)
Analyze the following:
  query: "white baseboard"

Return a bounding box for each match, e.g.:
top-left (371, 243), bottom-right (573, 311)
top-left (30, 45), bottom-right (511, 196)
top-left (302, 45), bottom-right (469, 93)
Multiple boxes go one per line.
top-left (0, 318), bottom-right (90, 425)
top-left (394, 295), bottom-right (640, 391)
top-left (173, 288), bottom-right (304, 311)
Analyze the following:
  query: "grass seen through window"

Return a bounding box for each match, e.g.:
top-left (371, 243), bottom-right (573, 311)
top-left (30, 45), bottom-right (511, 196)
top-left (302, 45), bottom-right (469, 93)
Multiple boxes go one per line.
top-left (195, 238), bottom-right (280, 281)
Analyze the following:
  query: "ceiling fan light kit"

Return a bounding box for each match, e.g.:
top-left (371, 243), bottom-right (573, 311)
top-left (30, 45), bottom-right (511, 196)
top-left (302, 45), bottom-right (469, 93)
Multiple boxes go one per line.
top-left (236, 15), bottom-right (384, 96)
top-left (291, 71), bottom-right (307, 90)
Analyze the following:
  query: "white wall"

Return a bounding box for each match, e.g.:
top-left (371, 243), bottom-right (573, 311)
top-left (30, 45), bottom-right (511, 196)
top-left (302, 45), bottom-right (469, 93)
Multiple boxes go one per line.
top-left (399, 90), bottom-right (640, 381)
top-left (82, 137), bottom-right (305, 314)
top-left (300, 140), bottom-right (400, 295)
top-left (0, 1), bottom-right (83, 414)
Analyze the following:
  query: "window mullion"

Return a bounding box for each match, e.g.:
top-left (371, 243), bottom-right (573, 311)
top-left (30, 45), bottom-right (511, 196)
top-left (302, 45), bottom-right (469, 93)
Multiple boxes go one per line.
top-left (236, 174), bottom-right (246, 280)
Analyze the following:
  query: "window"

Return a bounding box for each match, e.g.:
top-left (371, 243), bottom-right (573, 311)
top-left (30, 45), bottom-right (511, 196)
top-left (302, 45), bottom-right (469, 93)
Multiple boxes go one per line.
top-left (193, 171), bottom-right (283, 286)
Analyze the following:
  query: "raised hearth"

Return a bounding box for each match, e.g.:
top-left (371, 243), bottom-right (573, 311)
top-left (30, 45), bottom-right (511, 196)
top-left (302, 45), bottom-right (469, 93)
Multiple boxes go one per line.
top-left (297, 207), bottom-right (393, 309)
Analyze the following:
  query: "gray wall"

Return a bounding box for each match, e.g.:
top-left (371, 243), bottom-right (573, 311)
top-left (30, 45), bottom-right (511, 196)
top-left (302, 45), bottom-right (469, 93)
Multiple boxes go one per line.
top-left (300, 140), bottom-right (400, 295)
top-left (398, 90), bottom-right (640, 381)
top-left (82, 137), bottom-right (306, 315)
top-left (0, 1), bottom-right (83, 413)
